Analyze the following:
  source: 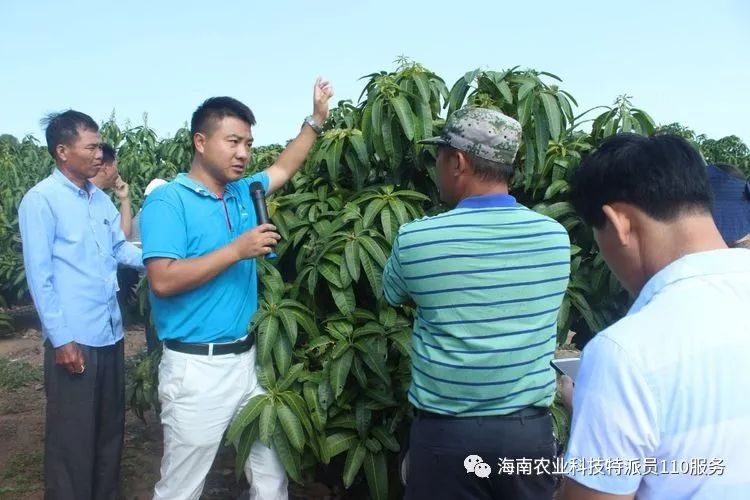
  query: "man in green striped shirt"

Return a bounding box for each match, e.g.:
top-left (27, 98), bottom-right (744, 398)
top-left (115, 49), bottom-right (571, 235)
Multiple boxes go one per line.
top-left (383, 108), bottom-right (570, 500)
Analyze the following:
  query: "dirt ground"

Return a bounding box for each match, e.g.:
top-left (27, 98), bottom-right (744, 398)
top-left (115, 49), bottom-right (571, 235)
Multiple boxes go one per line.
top-left (0, 326), bottom-right (338, 500)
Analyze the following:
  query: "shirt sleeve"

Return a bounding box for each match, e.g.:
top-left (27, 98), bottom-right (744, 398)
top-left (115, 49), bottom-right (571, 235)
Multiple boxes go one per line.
top-left (107, 199), bottom-right (144, 270)
top-left (382, 234), bottom-right (410, 306)
top-left (141, 192), bottom-right (188, 262)
top-left (564, 333), bottom-right (660, 495)
top-left (18, 191), bottom-right (73, 347)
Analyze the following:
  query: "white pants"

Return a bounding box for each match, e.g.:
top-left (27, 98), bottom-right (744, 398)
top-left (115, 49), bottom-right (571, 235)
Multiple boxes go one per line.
top-left (153, 345), bottom-right (288, 500)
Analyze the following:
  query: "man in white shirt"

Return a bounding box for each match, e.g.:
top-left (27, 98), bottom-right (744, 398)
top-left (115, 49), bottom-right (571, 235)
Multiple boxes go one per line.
top-left (559, 133), bottom-right (750, 500)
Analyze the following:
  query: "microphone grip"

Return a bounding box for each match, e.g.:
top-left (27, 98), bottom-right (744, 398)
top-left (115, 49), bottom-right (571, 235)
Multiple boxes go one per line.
top-left (250, 188), bottom-right (277, 260)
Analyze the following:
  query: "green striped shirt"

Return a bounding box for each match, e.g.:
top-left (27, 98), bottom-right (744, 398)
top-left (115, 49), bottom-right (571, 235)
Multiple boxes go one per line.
top-left (383, 193), bottom-right (570, 416)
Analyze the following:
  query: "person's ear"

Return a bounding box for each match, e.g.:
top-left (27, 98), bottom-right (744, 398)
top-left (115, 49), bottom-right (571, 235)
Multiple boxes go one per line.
top-left (55, 144), bottom-right (68, 163)
top-left (602, 204), bottom-right (632, 246)
top-left (454, 150), bottom-right (470, 177)
top-left (194, 133), bottom-right (206, 155)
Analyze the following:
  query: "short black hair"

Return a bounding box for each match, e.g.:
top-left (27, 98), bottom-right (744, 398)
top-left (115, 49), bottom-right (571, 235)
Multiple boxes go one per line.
top-left (190, 97), bottom-right (256, 141)
top-left (101, 143), bottom-right (116, 164)
top-left (570, 133), bottom-right (712, 228)
top-left (41, 110), bottom-right (99, 159)
top-left (440, 145), bottom-right (515, 183)
top-left (466, 151), bottom-right (514, 183)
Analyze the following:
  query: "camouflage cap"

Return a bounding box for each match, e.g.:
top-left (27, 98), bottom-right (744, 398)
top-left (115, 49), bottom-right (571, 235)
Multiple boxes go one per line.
top-left (420, 107), bottom-right (522, 164)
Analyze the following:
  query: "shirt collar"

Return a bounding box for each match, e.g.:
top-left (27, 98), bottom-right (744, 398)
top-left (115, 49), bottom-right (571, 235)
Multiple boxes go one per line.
top-left (52, 168), bottom-right (97, 197)
top-left (629, 249), bottom-right (750, 314)
top-left (456, 193), bottom-right (517, 209)
top-left (174, 173), bottom-right (235, 200)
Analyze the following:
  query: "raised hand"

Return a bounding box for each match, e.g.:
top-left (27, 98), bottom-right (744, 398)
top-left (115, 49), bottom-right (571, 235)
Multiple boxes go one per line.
top-left (312, 77), bottom-right (334, 125)
top-left (114, 176), bottom-right (130, 200)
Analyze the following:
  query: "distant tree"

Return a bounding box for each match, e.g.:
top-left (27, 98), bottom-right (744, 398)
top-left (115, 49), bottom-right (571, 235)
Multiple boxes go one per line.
top-left (656, 123), bottom-right (750, 175)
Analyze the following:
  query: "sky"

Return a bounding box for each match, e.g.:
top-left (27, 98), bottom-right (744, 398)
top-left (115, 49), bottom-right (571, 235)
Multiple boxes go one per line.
top-left (1, 0), bottom-right (749, 147)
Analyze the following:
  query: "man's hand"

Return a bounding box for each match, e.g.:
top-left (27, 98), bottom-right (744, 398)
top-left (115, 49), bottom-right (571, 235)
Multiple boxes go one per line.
top-left (230, 224), bottom-right (281, 260)
top-left (312, 77), bottom-right (334, 125)
top-left (55, 341), bottom-right (86, 375)
top-left (114, 176), bottom-right (130, 200)
top-left (558, 374), bottom-right (574, 412)
top-left (265, 78), bottom-right (335, 194)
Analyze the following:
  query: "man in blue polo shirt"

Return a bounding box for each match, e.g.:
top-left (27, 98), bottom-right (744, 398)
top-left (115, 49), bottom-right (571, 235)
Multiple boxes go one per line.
top-left (140, 79), bottom-right (333, 500)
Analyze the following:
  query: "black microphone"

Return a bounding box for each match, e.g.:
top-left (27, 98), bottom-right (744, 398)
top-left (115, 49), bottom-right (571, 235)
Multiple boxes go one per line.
top-left (249, 182), bottom-right (277, 260)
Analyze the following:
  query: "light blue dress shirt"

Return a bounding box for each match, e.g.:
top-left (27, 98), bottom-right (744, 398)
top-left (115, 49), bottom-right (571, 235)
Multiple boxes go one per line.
top-left (18, 168), bottom-right (144, 348)
top-left (565, 249), bottom-right (750, 499)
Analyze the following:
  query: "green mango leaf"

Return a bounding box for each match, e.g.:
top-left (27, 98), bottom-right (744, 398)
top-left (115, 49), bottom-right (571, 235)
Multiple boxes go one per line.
top-left (544, 179), bottom-right (569, 200)
top-left (277, 363), bottom-right (304, 392)
top-left (258, 315), bottom-right (279, 364)
top-left (351, 355), bottom-right (368, 388)
top-left (273, 332), bottom-right (292, 377)
top-left (412, 72), bottom-right (431, 102)
top-left (318, 378), bottom-right (335, 410)
top-left (330, 285), bottom-right (356, 315)
top-left (446, 77), bottom-right (471, 116)
top-left (371, 425), bottom-right (400, 453)
top-left (277, 403), bottom-right (305, 452)
top-left (370, 98), bottom-right (388, 162)
top-left (278, 391), bottom-right (314, 439)
top-left (381, 114), bottom-right (399, 170)
top-left (272, 426), bottom-right (303, 483)
top-left (331, 348), bottom-right (354, 398)
top-left (363, 451), bottom-right (389, 500)
top-left (359, 236), bottom-right (387, 267)
top-left (290, 309), bottom-right (319, 337)
top-left (278, 309), bottom-right (298, 348)
top-left (303, 382), bottom-right (326, 432)
top-left (343, 441), bottom-right (367, 489)
top-left (348, 133), bottom-right (369, 166)
top-left (363, 198), bottom-right (388, 228)
top-left (540, 92), bottom-right (563, 142)
top-left (359, 251), bottom-right (383, 299)
top-left (320, 259), bottom-right (343, 287)
top-left (463, 68), bottom-right (480, 85)
top-left (326, 138), bottom-right (344, 181)
top-left (325, 431), bottom-right (357, 460)
top-left (234, 420), bottom-right (260, 481)
top-left (390, 95), bottom-right (415, 141)
top-left (518, 81), bottom-right (536, 102)
top-left (226, 394), bottom-right (269, 443)
top-left (354, 341), bottom-right (390, 383)
top-left (355, 400), bottom-right (372, 439)
top-left (344, 240), bottom-right (361, 282)
top-left (259, 400), bottom-right (278, 447)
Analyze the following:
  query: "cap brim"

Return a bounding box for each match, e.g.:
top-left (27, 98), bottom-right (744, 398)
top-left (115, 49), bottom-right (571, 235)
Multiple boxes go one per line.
top-left (418, 136), bottom-right (449, 146)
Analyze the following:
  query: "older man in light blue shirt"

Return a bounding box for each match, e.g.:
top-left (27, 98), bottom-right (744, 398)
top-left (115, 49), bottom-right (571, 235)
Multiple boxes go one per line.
top-left (20, 168), bottom-right (142, 347)
top-left (560, 133), bottom-right (750, 500)
top-left (18, 110), bottom-right (143, 500)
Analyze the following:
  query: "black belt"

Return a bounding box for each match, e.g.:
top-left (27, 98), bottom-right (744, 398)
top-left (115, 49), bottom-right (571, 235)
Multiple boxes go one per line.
top-left (416, 406), bottom-right (548, 420)
top-left (164, 336), bottom-right (254, 356)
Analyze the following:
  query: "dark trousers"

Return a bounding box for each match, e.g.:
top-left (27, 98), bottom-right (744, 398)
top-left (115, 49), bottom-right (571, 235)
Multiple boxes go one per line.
top-left (44, 340), bottom-right (125, 500)
top-left (405, 407), bottom-right (557, 500)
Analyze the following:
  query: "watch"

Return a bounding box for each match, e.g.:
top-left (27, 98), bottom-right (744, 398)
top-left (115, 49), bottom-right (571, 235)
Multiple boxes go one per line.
top-left (303, 115), bottom-right (323, 135)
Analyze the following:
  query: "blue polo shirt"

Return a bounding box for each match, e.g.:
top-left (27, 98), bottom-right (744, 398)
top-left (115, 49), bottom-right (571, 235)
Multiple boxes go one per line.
top-left (140, 172), bottom-right (269, 343)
